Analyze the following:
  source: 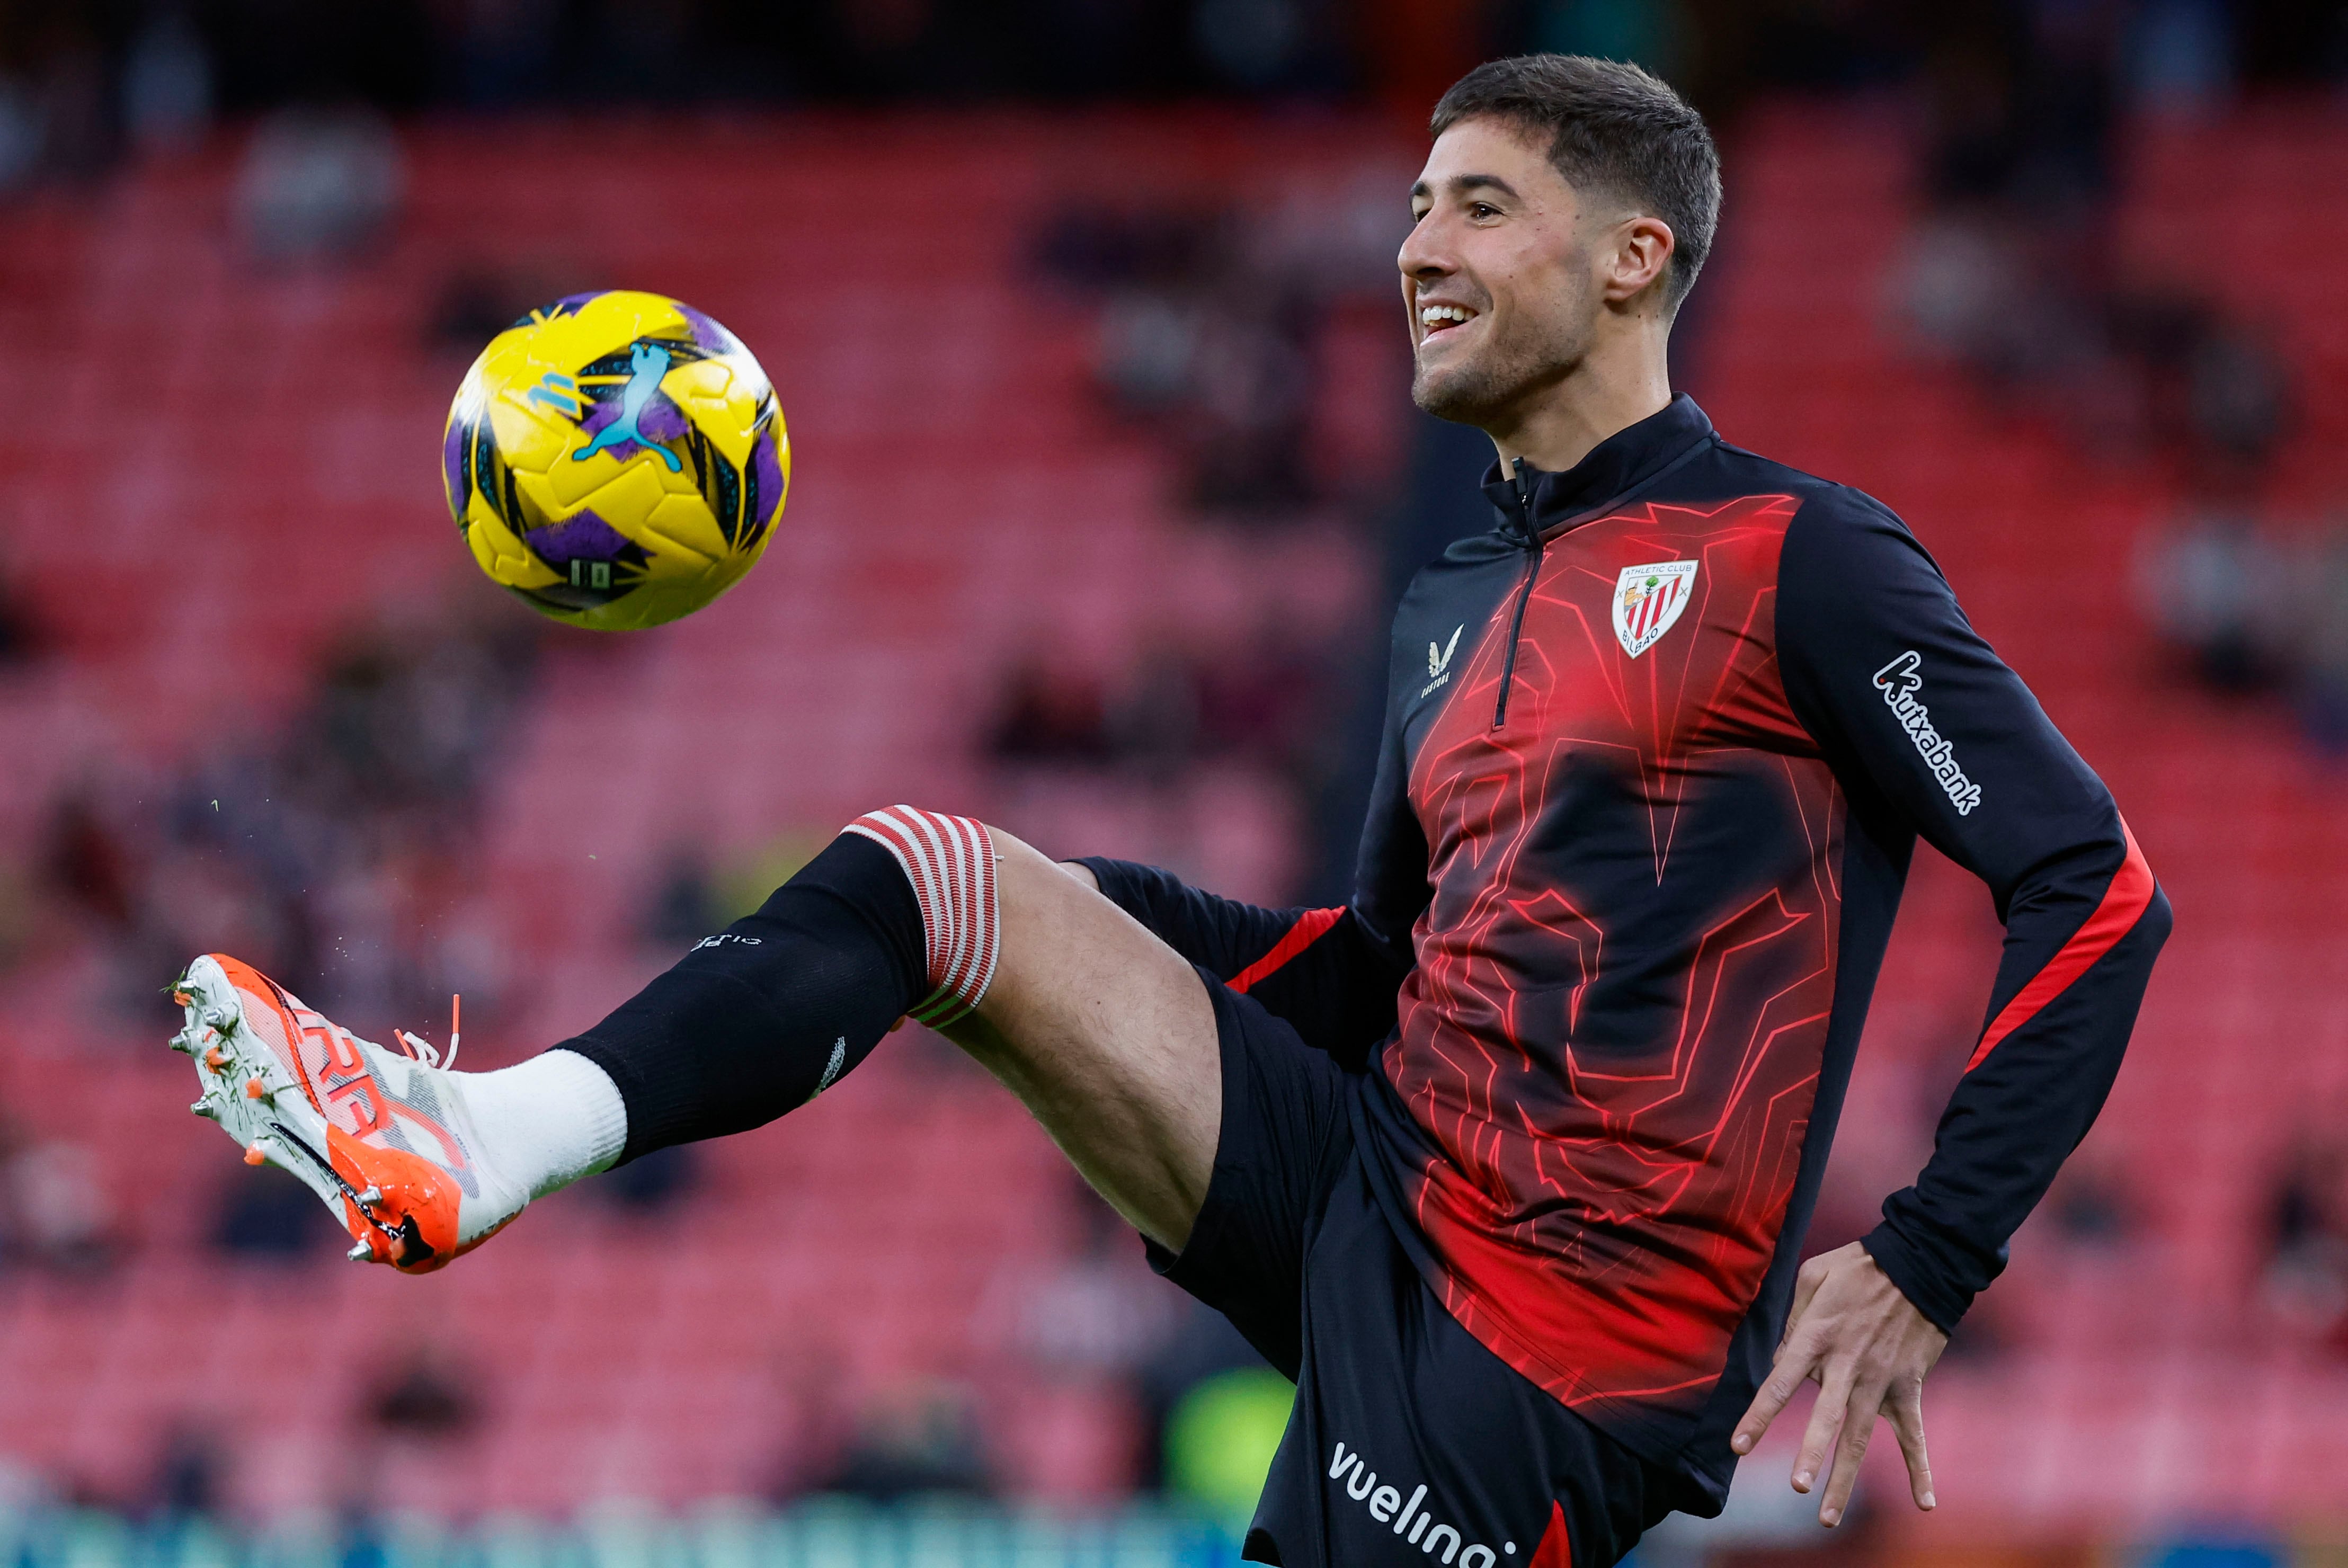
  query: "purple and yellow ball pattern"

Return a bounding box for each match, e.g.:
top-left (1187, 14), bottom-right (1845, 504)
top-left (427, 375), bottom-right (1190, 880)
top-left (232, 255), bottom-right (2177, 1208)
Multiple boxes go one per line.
top-left (442, 290), bottom-right (788, 631)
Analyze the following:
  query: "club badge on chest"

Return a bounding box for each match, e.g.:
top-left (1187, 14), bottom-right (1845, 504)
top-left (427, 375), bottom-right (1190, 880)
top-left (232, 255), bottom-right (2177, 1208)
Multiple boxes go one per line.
top-left (1612, 560), bottom-right (1699, 657)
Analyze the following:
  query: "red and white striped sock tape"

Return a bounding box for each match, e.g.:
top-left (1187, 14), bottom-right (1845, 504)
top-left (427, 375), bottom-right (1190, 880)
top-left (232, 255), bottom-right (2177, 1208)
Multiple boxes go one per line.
top-left (843, 806), bottom-right (1000, 1028)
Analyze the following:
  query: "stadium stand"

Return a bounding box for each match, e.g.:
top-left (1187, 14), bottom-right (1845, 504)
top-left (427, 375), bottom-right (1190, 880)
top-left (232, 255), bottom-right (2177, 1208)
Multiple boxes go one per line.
top-left (1701, 101), bottom-right (2348, 1531)
top-left (0, 103), bottom-right (2343, 1537)
top-left (0, 112), bottom-right (1409, 1521)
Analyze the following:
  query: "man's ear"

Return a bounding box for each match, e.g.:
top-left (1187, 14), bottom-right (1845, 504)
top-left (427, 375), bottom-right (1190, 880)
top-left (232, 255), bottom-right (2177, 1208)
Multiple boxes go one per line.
top-left (1600, 215), bottom-right (1676, 308)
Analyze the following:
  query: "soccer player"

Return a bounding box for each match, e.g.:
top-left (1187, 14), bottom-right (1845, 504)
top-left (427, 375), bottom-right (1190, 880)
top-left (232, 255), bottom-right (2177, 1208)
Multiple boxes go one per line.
top-left (172, 55), bottom-right (2168, 1567)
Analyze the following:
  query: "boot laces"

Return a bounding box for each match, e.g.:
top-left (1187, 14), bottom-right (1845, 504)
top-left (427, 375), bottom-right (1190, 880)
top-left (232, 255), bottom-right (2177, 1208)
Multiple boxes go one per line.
top-left (394, 994), bottom-right (463, 1071)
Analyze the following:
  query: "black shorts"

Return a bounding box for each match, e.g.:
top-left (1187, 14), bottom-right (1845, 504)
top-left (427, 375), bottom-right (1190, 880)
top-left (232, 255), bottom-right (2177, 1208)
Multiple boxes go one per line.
top-left (1147, 973), bottom-right (1683, 1568)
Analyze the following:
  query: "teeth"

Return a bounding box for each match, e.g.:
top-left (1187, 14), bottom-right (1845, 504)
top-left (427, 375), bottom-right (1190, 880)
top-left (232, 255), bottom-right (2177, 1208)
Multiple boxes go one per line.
top-left (1421, 306), bottom-right (1471, 326)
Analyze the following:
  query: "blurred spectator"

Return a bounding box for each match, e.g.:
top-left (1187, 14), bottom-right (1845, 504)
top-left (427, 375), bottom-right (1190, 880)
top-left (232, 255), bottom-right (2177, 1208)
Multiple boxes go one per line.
top-left (1186, 622), bottom-right (1332, 776)
top-left (0, 860), bottom-right (31, 974)
top-left (0, 72), bottom-right (40, 195)
top-left (2185, 320), bottom-right (2296, 475)
top-left (2136, 503), bottom-right (2348, 759)
top-left (2133, 500), bottom-right (2290, 694)
top-left (1888, 5), bottom-right (2311, 477)
top-left (19, 16), bottom-right (118, 184)
top-left (429, 265), bottom-right (602, 355)
top-left (1181, 295), bottom-right (1320, 515)
top-left (2127, 0), bottom-right (2238, 112)
top-left (2296, 525), bottom-right (2348, 756)
top-left (42, 789), bottom-right (139, 932)
top-left (982, 1180), bottom-right (1180, 1383)
top-left (1917, 6), bottom-right (2118, 219)
top-left (642, 849), bottom-right (724, 949)
top-left (2261, 1138), bottom-right (2348, 1350)
top-left (446, 0), bottom-right (565, 106)
top-left (990, 628), bottom-right (1336, 788)
top-left (366, 1347), bottom-right (483, 1439)
top-left (1043, 188), bottom-right (1395, 524)
top-left (234, 104), bottom-right (405, 264)
top-left (1887, 206), bottom-right (2033, 375)
top-left (1106, 645), bottom-right (1206, 782)
top-left (143, 1424), bottom-right (225, 1519)
top-left (121, 11), bottom-right (215, 154)
top-left (1082, 261), bottom-right (1322, 517)
top-left (816, 1378), bottom-right (992, 1501)
top-left (987, 659), bottom-right (1114, 765)
top-left (71, 606), bottom-right (546, 1024)
top-left (213, 1164), bottom-right (330, 1261)
top-left (588, 1143), bottom-right (700, 1212)
top-left (0, 1135), bottom-right (119, 1273)
top-left (2045, 1150), bottom-right (2137, 1246)
top-left (0, 566), bottom-right (41, 666)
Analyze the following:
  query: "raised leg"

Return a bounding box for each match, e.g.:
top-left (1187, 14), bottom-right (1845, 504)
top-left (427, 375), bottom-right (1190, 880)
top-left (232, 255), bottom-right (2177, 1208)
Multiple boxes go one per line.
top-left (171, 808), bottom-right (1229, 1268)
top-left (942, 838), bottom-right (1220, 1251)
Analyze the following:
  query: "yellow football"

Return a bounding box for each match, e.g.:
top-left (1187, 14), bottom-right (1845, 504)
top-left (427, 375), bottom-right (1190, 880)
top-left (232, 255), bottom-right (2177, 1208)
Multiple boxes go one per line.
top-left (441, 290), bottom-right (788, 630)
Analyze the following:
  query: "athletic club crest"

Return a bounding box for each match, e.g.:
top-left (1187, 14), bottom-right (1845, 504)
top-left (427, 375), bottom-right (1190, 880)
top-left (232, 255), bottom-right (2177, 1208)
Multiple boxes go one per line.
top-left (1611, 560), bottom-right (1698, 657)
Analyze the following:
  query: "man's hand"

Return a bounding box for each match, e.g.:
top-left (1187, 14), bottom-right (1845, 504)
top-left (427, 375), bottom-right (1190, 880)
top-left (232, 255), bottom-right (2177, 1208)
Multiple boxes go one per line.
top-left (1731, 1241), bottom-right (1949, 1527)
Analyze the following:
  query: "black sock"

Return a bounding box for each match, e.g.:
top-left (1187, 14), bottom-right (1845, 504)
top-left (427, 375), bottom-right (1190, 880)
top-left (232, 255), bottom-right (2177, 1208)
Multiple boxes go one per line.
top-left (557, 833), bottom-right (926, 1163)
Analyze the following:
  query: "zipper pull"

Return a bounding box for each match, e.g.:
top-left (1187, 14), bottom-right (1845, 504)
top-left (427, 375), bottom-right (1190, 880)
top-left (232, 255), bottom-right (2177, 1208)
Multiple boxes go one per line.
top-left (1493, 459), bottom-right (1544, 732)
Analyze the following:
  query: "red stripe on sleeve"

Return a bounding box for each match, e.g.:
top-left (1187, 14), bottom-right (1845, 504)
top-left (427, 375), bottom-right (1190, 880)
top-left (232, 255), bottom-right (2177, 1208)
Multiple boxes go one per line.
top-left (1227, 907), bottom-right (1346, 994)
top-left (1964, 820), bottom-right (2155, 1074)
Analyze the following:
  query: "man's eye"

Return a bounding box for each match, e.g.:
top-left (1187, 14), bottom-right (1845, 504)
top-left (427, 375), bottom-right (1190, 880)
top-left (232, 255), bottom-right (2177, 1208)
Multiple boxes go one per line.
top-left (1471, 202), bottom-right (1499, 219)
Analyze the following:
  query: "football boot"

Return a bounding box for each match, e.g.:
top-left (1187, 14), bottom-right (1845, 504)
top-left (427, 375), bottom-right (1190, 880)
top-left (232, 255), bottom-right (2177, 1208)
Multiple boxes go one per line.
top-left (170, 954), bottom-right (526, 1272)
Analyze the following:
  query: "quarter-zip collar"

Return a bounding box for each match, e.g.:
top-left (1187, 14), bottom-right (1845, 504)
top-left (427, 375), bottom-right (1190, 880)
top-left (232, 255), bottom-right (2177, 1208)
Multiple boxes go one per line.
top-left (1480, 394), bottom-right (1717, 545)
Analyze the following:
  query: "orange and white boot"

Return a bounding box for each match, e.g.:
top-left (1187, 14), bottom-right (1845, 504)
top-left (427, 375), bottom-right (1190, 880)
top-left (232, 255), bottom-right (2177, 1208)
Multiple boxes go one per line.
top-left (170, 954), bottom-right (529, 1272)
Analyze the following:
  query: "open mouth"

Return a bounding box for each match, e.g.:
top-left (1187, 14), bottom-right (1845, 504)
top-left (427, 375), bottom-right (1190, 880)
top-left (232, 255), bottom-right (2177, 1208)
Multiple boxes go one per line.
top-left (1419, 302), bottom-right (1478, 339)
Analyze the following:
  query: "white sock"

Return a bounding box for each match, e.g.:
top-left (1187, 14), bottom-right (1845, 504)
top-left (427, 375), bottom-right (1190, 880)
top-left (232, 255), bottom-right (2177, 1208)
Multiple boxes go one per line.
top-left (455, 1048), bottom-right (629, 1201)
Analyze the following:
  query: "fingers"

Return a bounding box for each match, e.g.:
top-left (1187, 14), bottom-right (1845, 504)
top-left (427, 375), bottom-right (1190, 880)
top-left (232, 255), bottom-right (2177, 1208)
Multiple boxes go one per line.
top-left (1789, 1251), bottom-right (1834, 1326)
top-left (1774, 1257), bottom-right (1830, 1358)
top-left (1816, 1381), bottom-right (1877, 1526)
top-left (1731, 1332), bottom-right (1817, 1456)
top-left (1888, 1380), bottom-right (1936, 1510)
top-left (1791, 1362), bottom-right (1853, 1501)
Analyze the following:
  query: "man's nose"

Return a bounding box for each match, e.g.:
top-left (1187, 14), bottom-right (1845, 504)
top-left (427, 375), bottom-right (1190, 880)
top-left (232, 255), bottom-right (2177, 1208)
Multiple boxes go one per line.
top-left (1398, 216), bottom-right (1453, 282)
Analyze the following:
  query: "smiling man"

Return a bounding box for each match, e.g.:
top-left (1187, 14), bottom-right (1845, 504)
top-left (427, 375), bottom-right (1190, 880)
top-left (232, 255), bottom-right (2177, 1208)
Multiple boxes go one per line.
top-left (169, 55), bottom-right (2168, 1568)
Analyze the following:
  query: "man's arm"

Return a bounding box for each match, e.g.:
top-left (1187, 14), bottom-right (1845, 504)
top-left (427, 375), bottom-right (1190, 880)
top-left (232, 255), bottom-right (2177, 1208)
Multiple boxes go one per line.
top-left (1066, 860), bottom-right (1409, 1068)
top-left (1737, 493), bottom-right (2173, 1520)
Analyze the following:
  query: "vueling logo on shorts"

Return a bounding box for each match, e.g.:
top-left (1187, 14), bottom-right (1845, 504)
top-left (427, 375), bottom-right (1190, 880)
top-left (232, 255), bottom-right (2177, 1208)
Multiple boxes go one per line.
top-left (1328, 1440), bottom-right (1514, 1565)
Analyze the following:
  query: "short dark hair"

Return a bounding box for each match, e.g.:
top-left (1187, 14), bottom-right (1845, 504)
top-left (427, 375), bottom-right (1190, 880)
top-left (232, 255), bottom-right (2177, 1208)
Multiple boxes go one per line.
top-left (1430, 55), bottom-right (1721, 310)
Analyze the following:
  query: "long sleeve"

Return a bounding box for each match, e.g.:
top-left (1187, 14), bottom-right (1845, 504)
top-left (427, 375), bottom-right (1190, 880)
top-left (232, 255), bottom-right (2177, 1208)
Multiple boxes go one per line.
top-left (1074, 859), bottom-right (1404, 1066)
top-left (1775, 493), bottom-right (2173, 1332)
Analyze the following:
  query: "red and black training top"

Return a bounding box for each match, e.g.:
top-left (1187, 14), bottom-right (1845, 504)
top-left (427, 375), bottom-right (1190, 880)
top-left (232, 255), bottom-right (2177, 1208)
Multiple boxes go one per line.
top-left (1084, 394), bottom-right (2171, 1498)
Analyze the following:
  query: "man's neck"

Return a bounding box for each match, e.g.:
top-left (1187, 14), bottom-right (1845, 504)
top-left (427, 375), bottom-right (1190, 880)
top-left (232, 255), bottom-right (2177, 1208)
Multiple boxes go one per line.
top-left (1489, 333), bottom-right (1673, 477)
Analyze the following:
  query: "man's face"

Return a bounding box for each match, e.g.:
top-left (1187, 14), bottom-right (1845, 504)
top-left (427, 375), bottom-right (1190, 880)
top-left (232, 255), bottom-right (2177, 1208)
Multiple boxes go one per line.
top-left (1400, 117), bottom-right (1604, 430)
